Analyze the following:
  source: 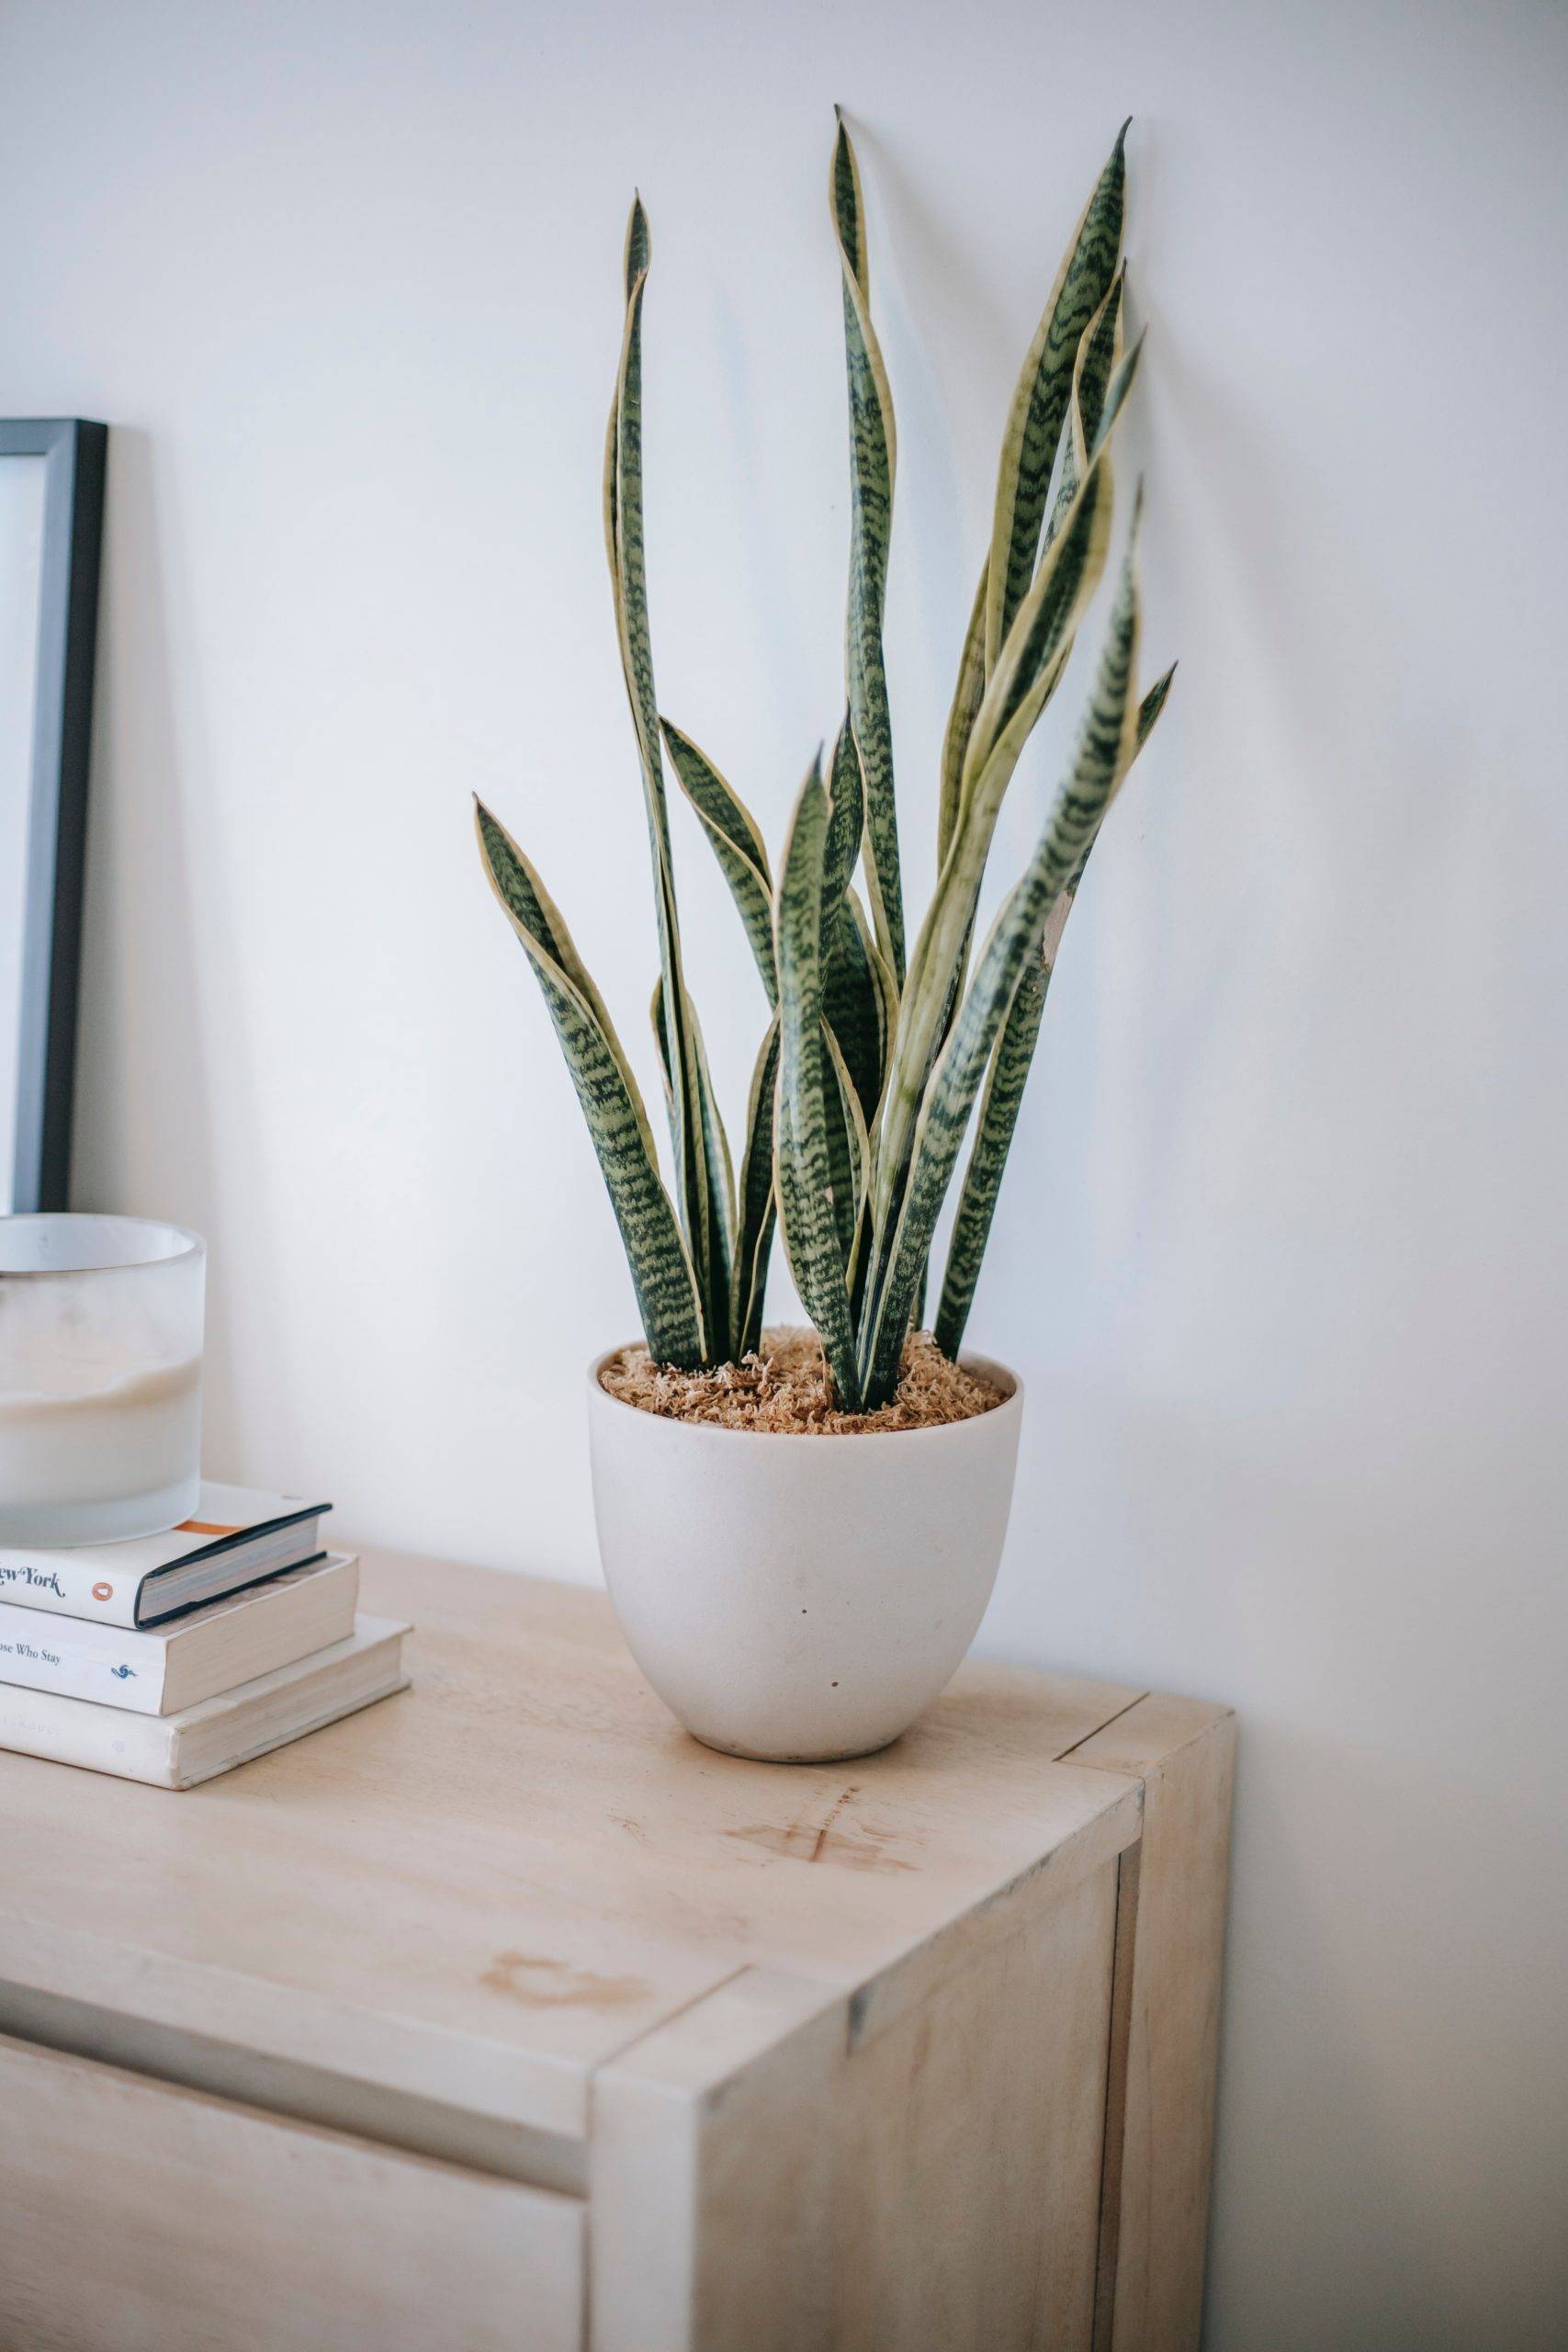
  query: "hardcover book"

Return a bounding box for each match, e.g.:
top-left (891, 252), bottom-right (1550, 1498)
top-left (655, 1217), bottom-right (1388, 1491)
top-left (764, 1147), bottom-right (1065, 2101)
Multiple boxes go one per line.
top-left (0, 1482), bottom-right (330, 1626)
top-left (0, 1614), bottom-right (409, 1788)
top-left (0, 1554), bottom-right (356, 1714)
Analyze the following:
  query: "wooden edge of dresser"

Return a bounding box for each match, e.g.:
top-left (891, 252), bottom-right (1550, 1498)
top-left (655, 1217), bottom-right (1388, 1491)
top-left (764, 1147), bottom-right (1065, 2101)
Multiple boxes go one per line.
top-left (0, 1905), bottom-right (597, 2142)
top-left (844, 1763), bottom-right (1144, 2054)
top-left (1071, 1699), bottom-right (1237, 2352)
top-left (0, 1974), bottom-right (592, 2196)
top-left (588, 1969), bottom-right (847, 2352)
top-left (0, 2022), bottom-right (583, 2204)
top-left (1065, 1690), bottom-right (1235, 1777)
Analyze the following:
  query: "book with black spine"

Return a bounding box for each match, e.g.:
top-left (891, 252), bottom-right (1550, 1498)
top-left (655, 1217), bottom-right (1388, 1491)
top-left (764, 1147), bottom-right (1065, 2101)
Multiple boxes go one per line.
top-left (0, 1482), bottom-right (330, 1626)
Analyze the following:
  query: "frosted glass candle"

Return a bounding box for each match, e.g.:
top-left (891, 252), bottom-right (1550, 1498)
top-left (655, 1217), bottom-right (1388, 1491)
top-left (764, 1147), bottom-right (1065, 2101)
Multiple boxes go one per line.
top-left (0, 1216), bottom-right (205, 1545)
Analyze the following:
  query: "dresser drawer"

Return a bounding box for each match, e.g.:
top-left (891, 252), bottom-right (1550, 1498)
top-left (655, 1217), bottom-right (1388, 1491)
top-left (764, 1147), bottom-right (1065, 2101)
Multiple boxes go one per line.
top-left (0, 2030), bottom-right (583, 2352)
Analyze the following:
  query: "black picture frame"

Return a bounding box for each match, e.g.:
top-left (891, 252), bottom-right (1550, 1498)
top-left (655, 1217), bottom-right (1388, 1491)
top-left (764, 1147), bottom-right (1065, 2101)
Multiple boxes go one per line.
top-left (2, 418), bottom-right (107, 1215)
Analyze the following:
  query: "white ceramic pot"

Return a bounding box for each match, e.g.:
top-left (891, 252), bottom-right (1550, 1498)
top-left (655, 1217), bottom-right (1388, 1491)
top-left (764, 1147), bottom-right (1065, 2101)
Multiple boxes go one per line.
top-left (586, 1346), bottom-right (1024, 1762)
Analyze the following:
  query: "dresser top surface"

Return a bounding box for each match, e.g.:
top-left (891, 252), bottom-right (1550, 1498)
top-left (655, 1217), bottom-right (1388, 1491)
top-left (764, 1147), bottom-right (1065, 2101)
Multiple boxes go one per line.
top-left (0, 1550), bottom-right (1222, 2136)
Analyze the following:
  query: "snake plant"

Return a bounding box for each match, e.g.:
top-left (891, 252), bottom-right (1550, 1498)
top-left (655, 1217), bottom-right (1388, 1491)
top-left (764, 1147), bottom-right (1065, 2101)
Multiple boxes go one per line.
top-left (477, 115), bottom-right (1174, 1410)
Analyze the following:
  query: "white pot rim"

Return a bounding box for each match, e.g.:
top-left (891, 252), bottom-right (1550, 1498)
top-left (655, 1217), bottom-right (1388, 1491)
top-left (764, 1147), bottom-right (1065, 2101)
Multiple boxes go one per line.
top-left (587, 1340), bottom-right (1023, 1449)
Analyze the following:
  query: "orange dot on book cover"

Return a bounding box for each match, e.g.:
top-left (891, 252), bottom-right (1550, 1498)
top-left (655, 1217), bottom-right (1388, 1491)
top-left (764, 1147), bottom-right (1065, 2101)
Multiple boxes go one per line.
top-left (93, 1582), bottom-right (114, 1601)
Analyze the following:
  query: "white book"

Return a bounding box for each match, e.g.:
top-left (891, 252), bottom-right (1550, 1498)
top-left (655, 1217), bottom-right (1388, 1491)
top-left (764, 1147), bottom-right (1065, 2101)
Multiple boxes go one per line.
top-left (0, 1555), bottom-right (357, 1713)
top-left (0, 1615), bottom-right (409, 1788)
top-left (0, 1481), bottom-right (330, 1627)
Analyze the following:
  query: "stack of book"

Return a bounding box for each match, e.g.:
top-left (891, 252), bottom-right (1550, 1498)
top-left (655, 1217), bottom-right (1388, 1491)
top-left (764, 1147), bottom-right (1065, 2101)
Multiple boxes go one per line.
top-left (0, 1485), bottom-right (409, 1788)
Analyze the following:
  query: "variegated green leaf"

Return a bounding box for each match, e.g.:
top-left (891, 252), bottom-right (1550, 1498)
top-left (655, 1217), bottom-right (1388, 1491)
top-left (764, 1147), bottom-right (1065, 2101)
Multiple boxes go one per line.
top-left (773, 758), bottom-right (862, 1408)
top-left (939, 568), bottom-right (989, 868)
top-left (822, 890), bottom-right (890, 1130)
top-left (1045, 267), bottom-right (1125, 545)
top-left (939, 254), bottom-right (1126, 876)
top-left (823, 1019), bottom-right (871, 1266)
top-left (931, 652), bottom-right (1175, 1357)
top-left (831, 112), bottom-right (905, 984)
top-left (818, 1030), bottom-right (865, 1269)
top-left (475, 799), bottom-right (707, 1367)
top-left (984, 123), bottom-right (1127, 673)
top-left (821, 714), bottom-right (865, 929)
top-left (870, 413), bottom-right (1122, 1253)
top-left (983, 341), bottom-right (1138, 753)
top-left (661, 718), bottom-right (776, 1004)
top-left (651, 982), bottom-right (737, 1349)
top-left (932, 308), bottom-right (1137, 1014)
top-left (818, 719), bottom-right (888, 1133)
top-left (734, 1016), bottom-right (780, 1358)
top-left (604, 198), bottom-right (722, 1329)
top-left (816, 718), bottom-right (867, 1269)
top-left (859, 515), bottom-right (1143, 1402)
top-left (1136, 661), bottom-right (1176, 749)
top-left (931, 910), bottom-right (1056, 1363)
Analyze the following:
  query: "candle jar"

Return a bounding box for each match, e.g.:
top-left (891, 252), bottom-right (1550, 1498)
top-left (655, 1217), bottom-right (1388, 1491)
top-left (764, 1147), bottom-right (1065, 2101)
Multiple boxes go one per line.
top-left (0, 1216), bottom-right (205, 1546)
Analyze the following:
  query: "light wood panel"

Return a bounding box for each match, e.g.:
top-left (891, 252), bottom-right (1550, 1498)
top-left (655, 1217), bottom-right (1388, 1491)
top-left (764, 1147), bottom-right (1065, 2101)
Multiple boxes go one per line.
top-left (0, 2030), bottom-right (582, 2352)
top-left (1074, 1695), bottom-right (1235, 2352)
top-left (591, 1856), bottom-right (1135, 2352)
top-left (836, 1856), bottom-right (1122, 2352)
top-left (591, 1969), bottom-right (847, 2352)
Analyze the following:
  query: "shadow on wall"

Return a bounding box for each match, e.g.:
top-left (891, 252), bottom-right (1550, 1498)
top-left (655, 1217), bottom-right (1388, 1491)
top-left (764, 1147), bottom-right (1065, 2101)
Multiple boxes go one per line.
top-left (981, 1368), bottom-right (1568, 2350)
top-left (69, 426), bottom-right (243, 1451)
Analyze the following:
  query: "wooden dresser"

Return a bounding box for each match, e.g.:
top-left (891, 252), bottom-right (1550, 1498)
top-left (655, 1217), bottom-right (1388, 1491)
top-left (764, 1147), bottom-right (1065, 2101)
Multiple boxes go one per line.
top-left (0, 1551), bottom-right (1233, 2352)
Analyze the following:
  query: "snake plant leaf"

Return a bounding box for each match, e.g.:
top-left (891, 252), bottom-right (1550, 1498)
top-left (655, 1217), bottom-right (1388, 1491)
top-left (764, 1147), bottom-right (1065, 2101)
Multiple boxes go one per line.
top-left (604, 198), bottom-right (721, 1330)
top-left (831, 112), bottom-right (905, 986)
top-left (689, 1016), bottom-right (737, 1340)
top-left (661, 718), bottom-right (776, 1004)
top-left (941, 235), bottom-right (1125, 874)
top-left (1046, 268), bottom-right (1125, 545)
top-left (822, 894), bottom-right (890, 1129)
top-left (954, 341), bottom-right (1140, 868)
top-left (939, 568), bottom-right (990, 868)
top-left (985, 339), bottom-right (1137, 750)
top-left (733, 1016), bottom-right (781, 1358)
top-left (773, 757), bottom-right (862, 1408)
top-left (820, 722), bottom-right (886, 1106)
top-left (983, 122), bottom-right (1127, 673)
top-left (931, 951), bottom-right (1052, 1363)
top-left (823, 1019), bottom-right (872, 1264)
top-left (818, 717), bottom-right (885, 1202)
top-left (475, 799), bottom-right (707, 1368)
top-left (1137, 662), bottom-right (1177, 748)
top-left (930, 315), bottom-right (1138, 1040)
top-left (822, 713), bottom-right (865, 928)
top-left (859, 512), bottom-right (1143, 1403)
top-left (852, 888), bottom-right (900, 1064)
top-left (820, 730), bottom-right (875, 1276)
top-left (820, 1040), bottom-right (862, 1266)
top-left (871, 422), bottom-right (1120, 1250)
top-left (932, 649), bottom-right (1176, 1358)
top-left (651, 982), bottom-right (738, 1348)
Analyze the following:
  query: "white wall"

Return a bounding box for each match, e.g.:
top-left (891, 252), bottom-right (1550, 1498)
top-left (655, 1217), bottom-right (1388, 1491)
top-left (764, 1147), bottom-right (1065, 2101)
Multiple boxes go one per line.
top-left (5, 1), bottom-right (1565, 2340)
